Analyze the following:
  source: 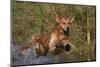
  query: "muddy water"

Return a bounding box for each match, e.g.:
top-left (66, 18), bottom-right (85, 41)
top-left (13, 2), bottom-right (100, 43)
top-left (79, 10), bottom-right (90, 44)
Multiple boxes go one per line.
top-left (11, 43), bottom-right (80, 66)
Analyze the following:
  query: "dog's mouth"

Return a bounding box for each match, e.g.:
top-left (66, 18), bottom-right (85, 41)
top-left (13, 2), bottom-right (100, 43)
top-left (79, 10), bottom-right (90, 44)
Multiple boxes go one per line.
top-left (63, 27), bottom-right (69, 35)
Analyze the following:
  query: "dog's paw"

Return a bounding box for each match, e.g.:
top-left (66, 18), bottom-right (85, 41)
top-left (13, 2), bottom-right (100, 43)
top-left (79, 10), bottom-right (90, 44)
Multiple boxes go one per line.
top-left (64, 44), bottom-right (71, 51)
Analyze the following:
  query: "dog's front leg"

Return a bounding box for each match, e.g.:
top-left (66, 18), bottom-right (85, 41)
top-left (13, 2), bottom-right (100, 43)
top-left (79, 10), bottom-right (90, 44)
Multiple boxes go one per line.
top-left (49, 38), bottom-right (57, 52)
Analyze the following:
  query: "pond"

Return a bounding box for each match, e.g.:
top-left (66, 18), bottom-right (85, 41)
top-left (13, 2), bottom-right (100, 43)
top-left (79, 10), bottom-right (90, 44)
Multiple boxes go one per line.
top-left (11, 42), bottom-right (84, 66)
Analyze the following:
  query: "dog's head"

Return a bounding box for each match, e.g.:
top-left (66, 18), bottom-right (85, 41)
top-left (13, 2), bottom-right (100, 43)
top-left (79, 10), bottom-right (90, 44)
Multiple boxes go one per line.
top-left (55, 15), bottom-right (74, 31)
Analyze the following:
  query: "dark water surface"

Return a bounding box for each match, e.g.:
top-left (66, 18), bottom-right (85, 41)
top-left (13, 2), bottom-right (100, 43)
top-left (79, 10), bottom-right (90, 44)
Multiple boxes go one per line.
top-left (11, 42), bottom-right (82, 66)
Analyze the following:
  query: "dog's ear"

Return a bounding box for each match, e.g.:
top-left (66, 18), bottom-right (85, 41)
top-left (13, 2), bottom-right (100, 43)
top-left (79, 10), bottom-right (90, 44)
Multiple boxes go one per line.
top-left (55, 14), bottom-right (62, 23)
top-left (68, 16), bottom-right (74, 23)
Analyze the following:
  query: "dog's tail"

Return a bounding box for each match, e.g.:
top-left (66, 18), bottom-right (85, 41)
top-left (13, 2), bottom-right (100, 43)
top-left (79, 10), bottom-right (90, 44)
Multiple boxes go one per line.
top-left (18, 36), bottom-right (39, 56)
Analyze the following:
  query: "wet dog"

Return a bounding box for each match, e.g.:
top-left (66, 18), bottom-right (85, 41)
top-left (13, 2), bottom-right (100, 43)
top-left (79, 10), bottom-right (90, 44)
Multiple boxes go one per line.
top-left (19, 14), bottom-right (74, 57)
